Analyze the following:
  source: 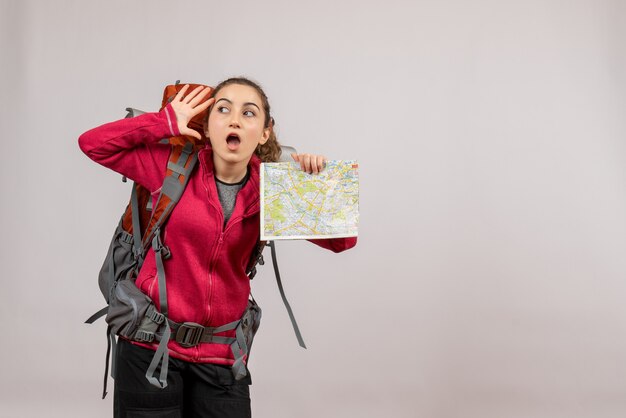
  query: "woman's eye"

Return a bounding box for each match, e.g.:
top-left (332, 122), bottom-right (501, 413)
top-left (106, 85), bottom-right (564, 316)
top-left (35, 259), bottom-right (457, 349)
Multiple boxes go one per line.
top-left (217, 106), bottom-right (229, 114)
top-left (243, 110), bottom-right (255, 117)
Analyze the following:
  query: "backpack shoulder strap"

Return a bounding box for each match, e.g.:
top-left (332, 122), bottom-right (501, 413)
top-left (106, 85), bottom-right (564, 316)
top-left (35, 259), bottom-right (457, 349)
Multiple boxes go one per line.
top-left (140, 141), bottom-right (198, 254)
top-left (142, 141), bottom-right (197, 389)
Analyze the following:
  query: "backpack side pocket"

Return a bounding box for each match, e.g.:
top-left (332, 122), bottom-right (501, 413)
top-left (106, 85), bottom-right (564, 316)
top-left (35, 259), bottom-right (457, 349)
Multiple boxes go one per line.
top-left (98, 221), bottom-right (138, 303)
top-left (106, 278), bottom-right (155, 340)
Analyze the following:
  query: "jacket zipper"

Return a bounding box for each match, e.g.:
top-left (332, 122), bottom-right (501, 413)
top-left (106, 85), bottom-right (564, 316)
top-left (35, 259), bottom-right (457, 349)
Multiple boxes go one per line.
top-left (205, 199), bottom-right (259, 319)
top-left (199, 168), bottom-right (260, 357)
top-left (202, 174), bottom-right (260, 321)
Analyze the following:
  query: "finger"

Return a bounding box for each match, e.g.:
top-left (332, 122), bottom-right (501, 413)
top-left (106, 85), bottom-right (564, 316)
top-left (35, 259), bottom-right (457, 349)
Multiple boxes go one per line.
top-left (312, 155), bottom-right (320, 174)
top-left (174, 84), bottom-right (190, 102)
top-left (302, 154), bottom-right (312, 174)
top-left (315, 155), bottom-right (325, 174)
top-left (188, 87), bottom-right (212, 108)
top-left (182, 85), bottom-right (207, 104)
top-left (190, 97), bottom-right (215, 118)
top-left (291, 153), bottom-right (300, 162)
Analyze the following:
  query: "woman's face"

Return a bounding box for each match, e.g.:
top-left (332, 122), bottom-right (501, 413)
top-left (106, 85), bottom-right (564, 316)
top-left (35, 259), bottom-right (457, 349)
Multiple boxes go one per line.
top-left (205, 83), bottom-right (270, 167)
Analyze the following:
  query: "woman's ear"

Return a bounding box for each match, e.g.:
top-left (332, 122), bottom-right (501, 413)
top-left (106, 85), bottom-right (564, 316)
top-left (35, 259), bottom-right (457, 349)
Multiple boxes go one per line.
top-left (259, 127), bottom-right (270, 145)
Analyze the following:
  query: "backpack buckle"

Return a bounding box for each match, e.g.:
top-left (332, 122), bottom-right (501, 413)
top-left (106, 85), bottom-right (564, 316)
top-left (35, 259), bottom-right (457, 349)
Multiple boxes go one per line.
top-left (160, 245), bottom-right (171, 260)
top-left (175, 322), bottom-right (206, 348)
top-left (146, 305), bottom-right (165, 325)
top-left (134, 330), bottom-right (155, 343)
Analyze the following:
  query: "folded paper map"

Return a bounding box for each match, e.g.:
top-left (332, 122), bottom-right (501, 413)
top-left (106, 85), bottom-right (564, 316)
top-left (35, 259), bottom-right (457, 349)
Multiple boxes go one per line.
top-left (260, 160), bottom-right (359, 240)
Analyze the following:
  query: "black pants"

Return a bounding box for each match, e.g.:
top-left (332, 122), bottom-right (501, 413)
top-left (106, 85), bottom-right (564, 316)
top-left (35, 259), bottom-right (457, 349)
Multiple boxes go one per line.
top-left (114, 339), bottom-right (252, 418)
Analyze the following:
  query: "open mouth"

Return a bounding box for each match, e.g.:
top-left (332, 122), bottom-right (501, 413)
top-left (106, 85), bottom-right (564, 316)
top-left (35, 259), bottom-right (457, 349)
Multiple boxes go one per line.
top-left (226, 134), bottom-right (241, 150)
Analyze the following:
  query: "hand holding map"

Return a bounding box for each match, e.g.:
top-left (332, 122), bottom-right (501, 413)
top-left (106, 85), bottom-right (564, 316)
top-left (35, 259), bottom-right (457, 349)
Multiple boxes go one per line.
top-left (260, 160), bottom-right (360, 240)
top-left (290, 152), bottom-right (326, 174)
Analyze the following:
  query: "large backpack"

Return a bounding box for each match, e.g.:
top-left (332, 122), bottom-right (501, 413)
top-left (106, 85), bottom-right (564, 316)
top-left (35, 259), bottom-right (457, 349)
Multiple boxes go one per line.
top-left (85, 82), bottom-right (305, 399)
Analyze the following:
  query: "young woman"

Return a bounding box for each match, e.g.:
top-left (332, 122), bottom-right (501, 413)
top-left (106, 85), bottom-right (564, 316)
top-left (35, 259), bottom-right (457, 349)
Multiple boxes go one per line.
top-left (79, 77), bottom-right (357, 418)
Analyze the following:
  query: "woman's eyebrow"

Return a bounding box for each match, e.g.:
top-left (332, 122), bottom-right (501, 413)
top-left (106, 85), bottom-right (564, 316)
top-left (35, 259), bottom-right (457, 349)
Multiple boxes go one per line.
top-left (215, 97), bottom-right (260, 111)
top-left (244, 102), bottom-right (261, 111)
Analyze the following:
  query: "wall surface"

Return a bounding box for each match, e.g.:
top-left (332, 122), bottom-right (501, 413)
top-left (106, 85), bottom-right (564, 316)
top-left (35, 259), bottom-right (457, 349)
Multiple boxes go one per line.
top-left (1, 0), bottom-right (625, 417)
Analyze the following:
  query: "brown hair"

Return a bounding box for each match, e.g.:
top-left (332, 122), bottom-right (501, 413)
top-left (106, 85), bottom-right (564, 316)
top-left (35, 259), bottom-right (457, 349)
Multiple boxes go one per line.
top-left (204, 77), bottom-right (281, 162)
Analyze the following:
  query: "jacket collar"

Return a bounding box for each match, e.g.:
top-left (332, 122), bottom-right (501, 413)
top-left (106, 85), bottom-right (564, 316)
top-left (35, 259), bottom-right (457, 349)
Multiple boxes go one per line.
top-left (198, 146), bottom-right (261, 217)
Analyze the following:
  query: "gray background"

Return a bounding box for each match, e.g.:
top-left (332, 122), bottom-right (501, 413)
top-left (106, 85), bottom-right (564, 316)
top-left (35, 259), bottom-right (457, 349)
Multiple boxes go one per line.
top-left (2, 0), bottom-right (626, 417)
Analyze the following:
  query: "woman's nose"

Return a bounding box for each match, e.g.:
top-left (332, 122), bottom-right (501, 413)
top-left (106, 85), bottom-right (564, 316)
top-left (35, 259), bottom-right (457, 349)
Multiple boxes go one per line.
top-left (229, 116), bottom-right (241, 128)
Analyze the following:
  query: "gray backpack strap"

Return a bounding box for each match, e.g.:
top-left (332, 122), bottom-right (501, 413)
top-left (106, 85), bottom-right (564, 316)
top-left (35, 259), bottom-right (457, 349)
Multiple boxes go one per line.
top-left (130, 184), bottom-right (143, 260)
top-left (145, 228), bottom-right (171, 389)
top-left (152, 229), bottom-right (169, 318)
top-left (268, 241), bottom-right (306, 348)
top-left (145, 322), bottom-right (171, 389)
top-left (84, 306), bottom-right (108, 324)
top-left (230, 324), bottom-right (249, 380)
top-left (142, 144), bottom-right (198, 389)
top-left (168, 318), bottom-right (239, 347)
top-left (100, 325), bottom-right (117, 399)
top-left (141, 142), bottom-right (197, 252)
top-left (138, 143), bottom-right (196, 389)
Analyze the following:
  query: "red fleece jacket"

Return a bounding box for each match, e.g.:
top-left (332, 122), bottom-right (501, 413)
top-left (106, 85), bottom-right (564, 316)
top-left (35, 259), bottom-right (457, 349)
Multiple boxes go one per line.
top-left (79, 104), bottom-right (357, 365)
